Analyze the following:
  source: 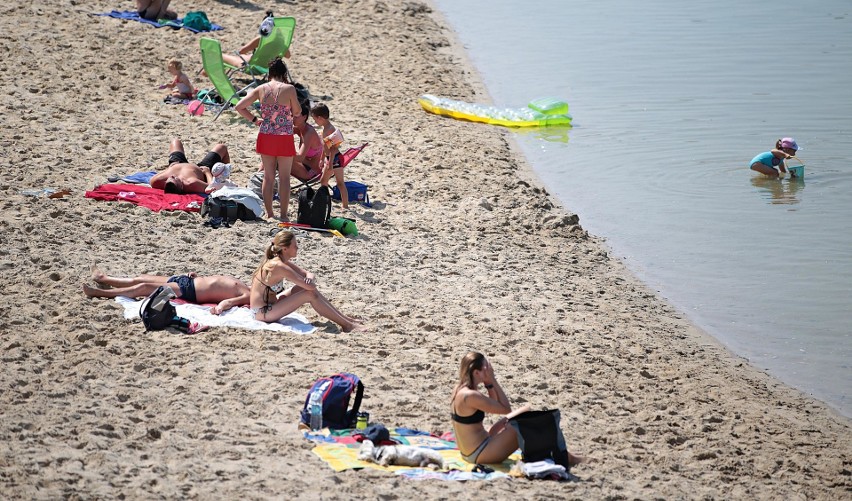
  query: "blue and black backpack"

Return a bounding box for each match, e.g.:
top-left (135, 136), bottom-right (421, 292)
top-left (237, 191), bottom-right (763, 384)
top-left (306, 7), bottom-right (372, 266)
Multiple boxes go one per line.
top-left (300, 373), bottom-right (364, 430)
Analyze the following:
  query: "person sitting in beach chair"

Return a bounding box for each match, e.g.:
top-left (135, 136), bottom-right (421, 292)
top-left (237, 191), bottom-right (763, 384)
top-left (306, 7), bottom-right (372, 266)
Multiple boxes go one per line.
top-left (251, 230), bottom-right (366, 332)
top-left (221, 12), bottom-right (295, 84)
top-left (150, 138), bottom-right (230, 194)
top-left (292, 104), bottom-right (323, 182)
top-left (83, 268), bottom-right (250, 315)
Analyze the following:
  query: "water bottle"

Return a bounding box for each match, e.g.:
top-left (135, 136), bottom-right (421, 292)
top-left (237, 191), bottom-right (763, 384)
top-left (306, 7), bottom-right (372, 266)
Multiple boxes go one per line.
top-left (309, 390), bottom-right (323, 431)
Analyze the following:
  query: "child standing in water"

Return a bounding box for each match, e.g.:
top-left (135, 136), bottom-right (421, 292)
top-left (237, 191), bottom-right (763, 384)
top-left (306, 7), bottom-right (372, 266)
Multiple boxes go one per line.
top-left (161, 59), bottom-right (194, 100)
top-left (311, 103), bottom-right (350, 209)
top-left (750, 137), bottom-right (801, 177)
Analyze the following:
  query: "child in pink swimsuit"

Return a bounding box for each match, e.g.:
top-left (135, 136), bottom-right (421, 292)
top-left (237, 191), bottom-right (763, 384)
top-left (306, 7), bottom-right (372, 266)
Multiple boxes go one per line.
top-left (161, 59), bottom-right (194, 99)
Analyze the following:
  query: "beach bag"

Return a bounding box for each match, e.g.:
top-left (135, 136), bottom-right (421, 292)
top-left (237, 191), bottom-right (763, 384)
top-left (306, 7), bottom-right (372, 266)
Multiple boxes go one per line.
top-left (139, 286), bottom-right (179, 331)
top-left (182, 11), bottom-right (212, 32)
top-left (300, 373), bottom-right (364, 429)
top-left (297, 185), bottom-right (331, 228)
top-left (332, 181), bottom-right (370, 207)
top-left (248, 172), bottom-right (279, 199)
top-left (327, 217), bottom-right (358, 236)
top-left (508, 409), bottom-right (572, 470)
top-left (200, 197), bottom-right (257, 223)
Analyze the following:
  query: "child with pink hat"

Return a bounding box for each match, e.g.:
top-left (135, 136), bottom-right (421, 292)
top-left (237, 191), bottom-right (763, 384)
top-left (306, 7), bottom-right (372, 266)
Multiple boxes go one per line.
top-left (750, 138), bottom-right (801, 177)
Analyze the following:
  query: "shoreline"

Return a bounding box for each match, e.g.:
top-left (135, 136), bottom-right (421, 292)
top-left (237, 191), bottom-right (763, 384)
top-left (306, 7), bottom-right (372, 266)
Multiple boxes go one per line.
top-left (1, 1), bottom-right (849, 499)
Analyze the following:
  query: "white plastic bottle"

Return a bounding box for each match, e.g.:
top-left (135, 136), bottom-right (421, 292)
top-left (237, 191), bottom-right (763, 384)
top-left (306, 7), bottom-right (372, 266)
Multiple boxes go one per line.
top-left (309, 390), bottom-right (323, 431)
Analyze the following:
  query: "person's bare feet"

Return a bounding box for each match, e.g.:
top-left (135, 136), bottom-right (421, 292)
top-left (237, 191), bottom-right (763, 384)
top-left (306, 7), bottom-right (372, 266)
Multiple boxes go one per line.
top-left (90, 265), bottom-right (107, 285)
top-left (82, 284), bottom-right (99, 297)
top-left (343, 321), bottom-right (368, 333)
top-left (568, 452), bottom-right (586, 466)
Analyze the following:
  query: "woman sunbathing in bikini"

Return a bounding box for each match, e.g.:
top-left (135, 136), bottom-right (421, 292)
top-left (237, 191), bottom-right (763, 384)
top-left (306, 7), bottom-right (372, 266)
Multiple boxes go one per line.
top-left (451, 351), bottom-right (584, 465)
top-left (250, 231), bottom-right (366, 332)
top-left (83, 268), bottom-right (250, 315)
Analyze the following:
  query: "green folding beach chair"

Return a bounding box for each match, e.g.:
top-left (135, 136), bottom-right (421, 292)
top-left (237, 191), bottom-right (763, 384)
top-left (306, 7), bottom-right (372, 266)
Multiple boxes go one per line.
top-left (199, 37), bottom-right (257, 121)
top-left (225, 17), bottom-right (296, 85)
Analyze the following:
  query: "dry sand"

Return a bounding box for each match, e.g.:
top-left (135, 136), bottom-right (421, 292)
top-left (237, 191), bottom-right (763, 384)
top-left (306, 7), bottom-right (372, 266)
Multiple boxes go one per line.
top-left (1, 0), bottom-right (850, 498)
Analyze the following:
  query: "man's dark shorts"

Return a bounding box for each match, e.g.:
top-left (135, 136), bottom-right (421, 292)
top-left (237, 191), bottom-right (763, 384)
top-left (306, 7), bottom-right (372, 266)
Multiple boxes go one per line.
top-left (167, 275), bottom-right (197, 303)
top-left (168, 151), bottom-right (222, 169)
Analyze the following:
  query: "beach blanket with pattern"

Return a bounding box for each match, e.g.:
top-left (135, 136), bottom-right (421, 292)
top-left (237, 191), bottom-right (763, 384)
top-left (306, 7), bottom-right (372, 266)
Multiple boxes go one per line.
top-left (93, 11), bottom-right (224, 33)
top-left (85, 183), bottom-right (204, 212)
top-left (306, 428), bottom-right (518, 480)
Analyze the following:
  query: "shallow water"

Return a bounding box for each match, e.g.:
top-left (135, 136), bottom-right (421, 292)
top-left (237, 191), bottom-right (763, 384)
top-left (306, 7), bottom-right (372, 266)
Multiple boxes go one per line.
top-left (434, 0), bottom-right (852, 416)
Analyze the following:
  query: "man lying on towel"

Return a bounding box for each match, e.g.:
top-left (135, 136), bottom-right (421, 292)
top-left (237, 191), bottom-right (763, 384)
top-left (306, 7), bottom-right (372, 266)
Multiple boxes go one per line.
top-left (83, 267), bottom-right (249, 315)
top-left (150, 138), bottom-right (232, 194)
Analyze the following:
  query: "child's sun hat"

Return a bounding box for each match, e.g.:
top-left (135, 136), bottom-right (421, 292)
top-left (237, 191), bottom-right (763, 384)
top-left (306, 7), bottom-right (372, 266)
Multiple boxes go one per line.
top-left (780, 137), bottom-right (801, 151)
top-left (211, 162), bottom-right (232, 182)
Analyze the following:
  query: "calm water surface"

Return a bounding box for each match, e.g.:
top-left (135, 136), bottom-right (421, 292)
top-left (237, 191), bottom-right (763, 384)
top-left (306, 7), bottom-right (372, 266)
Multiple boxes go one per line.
top-left (433, 0), bottom-right (852, 416)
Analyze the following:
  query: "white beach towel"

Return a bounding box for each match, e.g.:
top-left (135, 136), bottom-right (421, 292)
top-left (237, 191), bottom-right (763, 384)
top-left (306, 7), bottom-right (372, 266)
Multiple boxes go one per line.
top-left (115, 296), bottom-right (317, 334)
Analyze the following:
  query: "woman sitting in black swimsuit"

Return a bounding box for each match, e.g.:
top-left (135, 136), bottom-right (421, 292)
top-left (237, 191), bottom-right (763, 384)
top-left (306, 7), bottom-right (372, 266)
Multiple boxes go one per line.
top-left (450, 351), bottom-right (531, 464)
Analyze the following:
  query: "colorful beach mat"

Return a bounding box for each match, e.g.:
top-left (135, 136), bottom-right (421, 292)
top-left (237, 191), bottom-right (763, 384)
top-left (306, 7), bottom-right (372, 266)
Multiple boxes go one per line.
top-left (306, 428), bottom-right (519, 480)
top-left (93, 11), bottom-right (224, 33)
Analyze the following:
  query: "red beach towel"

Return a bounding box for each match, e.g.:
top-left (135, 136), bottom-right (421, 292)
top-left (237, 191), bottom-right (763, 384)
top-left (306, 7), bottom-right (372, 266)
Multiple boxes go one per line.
top-left (84, 184), bottom-right (205, 212)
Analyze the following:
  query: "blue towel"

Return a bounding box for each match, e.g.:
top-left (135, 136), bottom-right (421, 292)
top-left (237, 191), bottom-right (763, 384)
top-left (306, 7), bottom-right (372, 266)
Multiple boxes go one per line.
top-left (122, 171), bottom-right (157, 184)
top-left (93, 11), bottom-right (224, 33)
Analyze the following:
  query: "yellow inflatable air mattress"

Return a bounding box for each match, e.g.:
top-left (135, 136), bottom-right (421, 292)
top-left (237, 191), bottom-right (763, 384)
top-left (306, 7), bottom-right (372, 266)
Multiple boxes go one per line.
top-left (418, 95), bottom-right (572, 128)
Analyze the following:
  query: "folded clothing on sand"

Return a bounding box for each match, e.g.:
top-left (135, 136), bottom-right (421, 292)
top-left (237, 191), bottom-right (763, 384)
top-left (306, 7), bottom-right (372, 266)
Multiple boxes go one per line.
top-left (92, 11), bottom-right (224, 33)
top-left (85, 183), bottom-right (204, 212)
top-left (115, 297), bottom-right (317, 334)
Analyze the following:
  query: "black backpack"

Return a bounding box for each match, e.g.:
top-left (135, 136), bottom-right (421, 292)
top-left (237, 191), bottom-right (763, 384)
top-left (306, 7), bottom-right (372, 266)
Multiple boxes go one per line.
top-left (140, 286), bottom-right (179, 331)
top-left (297, 185), bottom-right (331, 228)
top-left (201, 197), bottom-right (258, 223)
top-left (139, 286), bottom-right (197, 333)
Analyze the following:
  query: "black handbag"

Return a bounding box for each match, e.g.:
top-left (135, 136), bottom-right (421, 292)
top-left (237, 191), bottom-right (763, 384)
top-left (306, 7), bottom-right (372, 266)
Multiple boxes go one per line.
top-left (508, 409), bottom-right (571, 470)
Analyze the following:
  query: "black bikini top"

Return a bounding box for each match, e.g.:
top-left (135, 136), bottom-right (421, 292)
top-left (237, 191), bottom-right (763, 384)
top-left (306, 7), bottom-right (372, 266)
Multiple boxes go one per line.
top-left (451, 408), bottom-right (485, 425)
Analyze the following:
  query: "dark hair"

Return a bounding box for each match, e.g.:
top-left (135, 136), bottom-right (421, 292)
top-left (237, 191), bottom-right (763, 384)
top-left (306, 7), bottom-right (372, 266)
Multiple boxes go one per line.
top-left (268, 57), bottom-right (290, 82)
top-left (265, 10), bottom-right (274, 19)
top-left (310, 103), bottom-right (330, 119)
top-left (164, 181), bottom-right (180, 194)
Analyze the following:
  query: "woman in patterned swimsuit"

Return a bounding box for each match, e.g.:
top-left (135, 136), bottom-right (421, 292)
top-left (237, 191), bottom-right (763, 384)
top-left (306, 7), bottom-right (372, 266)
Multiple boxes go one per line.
top-left (250, 231), bottom-right (366, 332)
top-left (236, 57), bottom-right (302, 220)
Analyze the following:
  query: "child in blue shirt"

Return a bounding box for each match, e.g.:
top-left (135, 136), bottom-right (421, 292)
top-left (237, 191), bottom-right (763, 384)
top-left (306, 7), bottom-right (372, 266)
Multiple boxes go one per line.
top-left (750, 137), bottom-right (800, 177)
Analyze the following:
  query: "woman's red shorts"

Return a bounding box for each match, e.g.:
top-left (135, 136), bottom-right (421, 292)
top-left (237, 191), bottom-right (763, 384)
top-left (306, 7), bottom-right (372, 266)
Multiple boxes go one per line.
top-left (256, 133), bottom-right (296, 157)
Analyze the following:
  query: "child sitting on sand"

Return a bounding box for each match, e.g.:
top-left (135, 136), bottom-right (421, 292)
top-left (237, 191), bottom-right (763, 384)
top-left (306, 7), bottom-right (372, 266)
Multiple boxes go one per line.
top-left (311, 103), bottom-right (350, 209)
top-left (750, 137), bottom-right (800, 178)
top-left (161, 59), bottom-right (194, 100)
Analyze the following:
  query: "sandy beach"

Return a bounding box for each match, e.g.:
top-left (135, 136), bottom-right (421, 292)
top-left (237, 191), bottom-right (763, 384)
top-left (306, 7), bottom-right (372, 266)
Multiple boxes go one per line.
top-left (1, 0), bottom-right (850, 498)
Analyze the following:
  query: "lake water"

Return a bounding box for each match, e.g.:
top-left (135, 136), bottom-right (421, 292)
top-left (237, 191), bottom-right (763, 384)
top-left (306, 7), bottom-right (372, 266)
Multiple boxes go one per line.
top-left (433, 0), bottom-right (852, 416)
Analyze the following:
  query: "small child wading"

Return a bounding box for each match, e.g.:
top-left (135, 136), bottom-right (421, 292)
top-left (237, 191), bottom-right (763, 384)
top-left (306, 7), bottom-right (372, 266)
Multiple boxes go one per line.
top-left (750, 137), bottom-right (801, 178)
